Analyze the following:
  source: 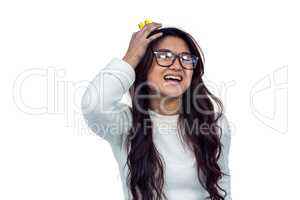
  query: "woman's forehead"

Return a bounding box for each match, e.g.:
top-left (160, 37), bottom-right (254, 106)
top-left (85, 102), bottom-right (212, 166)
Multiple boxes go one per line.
top-left (153, 36), bottom-right (190, 54)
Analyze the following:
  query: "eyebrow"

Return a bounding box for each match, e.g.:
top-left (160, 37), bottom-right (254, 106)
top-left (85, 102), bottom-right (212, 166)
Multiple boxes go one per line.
top-left (156, 48), bottom-right (191, 54)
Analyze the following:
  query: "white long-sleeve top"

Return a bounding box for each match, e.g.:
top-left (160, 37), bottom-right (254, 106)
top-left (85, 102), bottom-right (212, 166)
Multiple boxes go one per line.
top-left (81, 58), bottom-right (232, 200)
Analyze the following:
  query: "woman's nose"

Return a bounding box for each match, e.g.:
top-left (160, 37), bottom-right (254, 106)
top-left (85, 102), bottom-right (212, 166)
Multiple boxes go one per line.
top-left (169, 57), bottom-right (182, 70)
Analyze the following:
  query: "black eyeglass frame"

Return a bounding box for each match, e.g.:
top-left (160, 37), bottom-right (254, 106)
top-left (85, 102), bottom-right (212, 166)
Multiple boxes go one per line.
top-left (151, 47), bottom-right (199, 70)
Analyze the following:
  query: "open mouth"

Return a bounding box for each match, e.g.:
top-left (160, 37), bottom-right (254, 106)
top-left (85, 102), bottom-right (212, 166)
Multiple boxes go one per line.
top-left (163, 74), bottom-right (183, 84)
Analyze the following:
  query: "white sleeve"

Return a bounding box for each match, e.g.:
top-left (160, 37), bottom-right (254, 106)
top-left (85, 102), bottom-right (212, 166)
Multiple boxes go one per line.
top-left (81, 58), bottom-right (135, 146)
top-left (217, 114), bottom-right (232, 200)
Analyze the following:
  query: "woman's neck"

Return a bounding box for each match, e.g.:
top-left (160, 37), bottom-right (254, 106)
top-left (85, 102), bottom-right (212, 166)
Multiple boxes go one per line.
top-left (149, 96), bottom-right (181, 116)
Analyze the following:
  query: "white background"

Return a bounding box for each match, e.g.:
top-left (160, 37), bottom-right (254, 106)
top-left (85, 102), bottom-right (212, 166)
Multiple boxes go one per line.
top-left (0, 0), bottom-right (298, 199)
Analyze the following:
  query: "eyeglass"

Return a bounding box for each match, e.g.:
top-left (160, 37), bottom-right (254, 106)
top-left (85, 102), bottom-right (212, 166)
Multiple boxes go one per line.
top-left (152, 48), bottom-right (198, 70)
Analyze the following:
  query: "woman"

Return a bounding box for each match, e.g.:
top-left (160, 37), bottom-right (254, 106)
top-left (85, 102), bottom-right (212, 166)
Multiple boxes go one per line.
top-left (81, 21), bottom-right (232, 200)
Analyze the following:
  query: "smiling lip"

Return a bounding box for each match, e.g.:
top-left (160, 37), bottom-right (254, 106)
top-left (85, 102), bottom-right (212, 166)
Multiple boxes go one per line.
top-left (163, 74), bottom-right (183, 81)
top-left (164, 79), bottom-right (181, 86)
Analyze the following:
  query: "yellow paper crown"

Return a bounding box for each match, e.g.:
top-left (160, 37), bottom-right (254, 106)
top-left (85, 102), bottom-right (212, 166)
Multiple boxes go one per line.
top-left (138, 18), bottom-right (153, 30)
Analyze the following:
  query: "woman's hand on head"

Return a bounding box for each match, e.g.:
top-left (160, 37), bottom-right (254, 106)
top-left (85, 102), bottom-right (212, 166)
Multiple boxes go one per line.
top-left (122, 22), bottom-right (163, 69)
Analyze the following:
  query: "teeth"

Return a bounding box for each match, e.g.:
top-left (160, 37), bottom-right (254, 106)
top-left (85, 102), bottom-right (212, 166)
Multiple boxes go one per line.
top-left (164, 75), bottom-right (182, 81)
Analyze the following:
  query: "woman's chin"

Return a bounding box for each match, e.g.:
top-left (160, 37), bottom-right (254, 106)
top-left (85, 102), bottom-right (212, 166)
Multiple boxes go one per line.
top-left (160, 90), bottom-right (183, 98)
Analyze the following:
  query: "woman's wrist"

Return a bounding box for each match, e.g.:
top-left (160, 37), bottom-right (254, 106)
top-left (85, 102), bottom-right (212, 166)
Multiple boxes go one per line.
top-left (122, 55), bottom-right (139, 69)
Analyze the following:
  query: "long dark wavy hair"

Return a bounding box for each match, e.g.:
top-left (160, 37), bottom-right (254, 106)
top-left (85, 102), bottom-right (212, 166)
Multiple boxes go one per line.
top-left (124, 27), bottom-right (228, 200)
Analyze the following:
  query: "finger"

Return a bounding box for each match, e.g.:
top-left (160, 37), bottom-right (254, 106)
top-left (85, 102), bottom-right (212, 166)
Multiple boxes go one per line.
top-left (142, 25), bottom-right (162, 40)
top-left (146, 32), bottom-right (163, 43)
top-left (141, 22), bottom-right (162, 33)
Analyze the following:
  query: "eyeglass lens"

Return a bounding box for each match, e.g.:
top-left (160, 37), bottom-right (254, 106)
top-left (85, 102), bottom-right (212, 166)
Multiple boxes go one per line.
top-left (154, 50), bottom-right (197, 69)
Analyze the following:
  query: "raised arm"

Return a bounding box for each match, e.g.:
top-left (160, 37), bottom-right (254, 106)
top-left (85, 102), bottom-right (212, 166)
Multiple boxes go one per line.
top-left (81, 21), bottom-right (163, 145)
top-left (81, 58), bottom-right (135, 145)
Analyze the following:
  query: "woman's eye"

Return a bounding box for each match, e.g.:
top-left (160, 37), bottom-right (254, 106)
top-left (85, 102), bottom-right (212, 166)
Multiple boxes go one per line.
top-left (182, 55), bottom-right (192, 60)
top-left (158, 52), bottom-right (173, 59)
top-left (158, 54), bottom-right (166, 59)
top-left (181, 55), bottom-right (190, 62)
